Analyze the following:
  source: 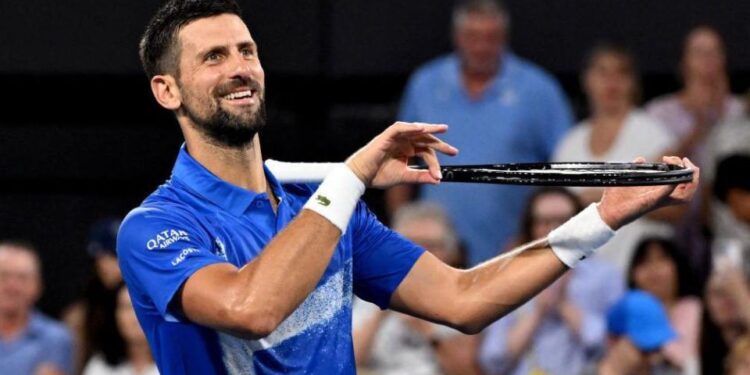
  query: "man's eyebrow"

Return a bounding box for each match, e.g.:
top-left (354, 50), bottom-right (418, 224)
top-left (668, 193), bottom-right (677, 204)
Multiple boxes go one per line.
top-left (197, 45), bottom-right (230, 58)
top-left (237, 40), bottom-right (257, 50)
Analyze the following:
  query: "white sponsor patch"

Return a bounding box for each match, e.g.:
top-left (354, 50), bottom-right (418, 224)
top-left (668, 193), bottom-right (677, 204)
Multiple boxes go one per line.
top-left (146, 229), bottom-right (190, 250)
top-left (171, 247), bottom-right (200, 266)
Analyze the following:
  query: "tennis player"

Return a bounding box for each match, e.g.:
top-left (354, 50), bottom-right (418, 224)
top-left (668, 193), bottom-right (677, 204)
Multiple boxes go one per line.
top-left (117, 1), bottom-right (700, 374)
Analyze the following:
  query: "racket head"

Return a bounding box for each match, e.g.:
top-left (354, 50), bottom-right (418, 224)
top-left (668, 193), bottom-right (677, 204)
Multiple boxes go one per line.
top-left (423, 162), bottom-right (694, 186)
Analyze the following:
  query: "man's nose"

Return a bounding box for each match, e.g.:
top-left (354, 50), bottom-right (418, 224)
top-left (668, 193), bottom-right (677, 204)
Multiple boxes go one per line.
top-left (229, 52), bottom-right (255, 79)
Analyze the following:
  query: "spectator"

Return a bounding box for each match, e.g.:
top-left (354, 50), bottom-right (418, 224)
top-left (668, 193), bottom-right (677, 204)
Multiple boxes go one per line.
top-left (62, 218), bottom-right (125, 374)
top-left (82, 285), bottom-right (158, 375)
top-left (726, 335), bottom-right (750, 375)
top-left (0, 240), bottom-right (74, 375)
top-left (553, 42), bottom-right (676, 271)
top-left (646, 27), bottom-right (746, 269)
top-left (627, 237), bottom-right (701, 373)
top-left (711, 155), bottom-right (750, 260)
top-left (479, 188), bottom-right (624, 375)
top-left (599, 290), bottom-right (677, 375)
top-left (353, 202), bottom-right (481, 375)
top-left (702, 92), bottom-right (750, 184)
top-left (700, 266), bottom-right (750, 374)
top-left (394, 0), bottom-right (574, 265)
top-left (646, 26), bottom-right (745, 165)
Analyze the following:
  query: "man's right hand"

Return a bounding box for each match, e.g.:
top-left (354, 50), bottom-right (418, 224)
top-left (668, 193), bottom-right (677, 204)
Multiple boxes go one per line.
top-left (345, 122), bottom-right (459, 188)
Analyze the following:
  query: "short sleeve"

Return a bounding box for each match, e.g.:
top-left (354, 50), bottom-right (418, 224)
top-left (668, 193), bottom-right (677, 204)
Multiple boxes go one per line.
top-left (350, 202), bottom-right (425, 309)
top-left (43, 324), bottom-right (75, 375)
top-left (117, 206), bottom-right (227, 319)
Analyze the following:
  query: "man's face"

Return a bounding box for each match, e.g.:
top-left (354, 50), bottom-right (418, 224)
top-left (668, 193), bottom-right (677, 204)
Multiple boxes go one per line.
top-left (174, 14), bottom-right (266, 148)
top-left (584, 52), bottom-right (635, 113)
top-left (454, 12), bottom-right (506, 75)
top-left (0, 247), bottom-right (41, 317)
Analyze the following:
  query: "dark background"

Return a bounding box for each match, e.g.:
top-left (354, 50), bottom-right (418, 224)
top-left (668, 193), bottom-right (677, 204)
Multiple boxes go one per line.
top-left (2, 0), bottom-right (750, 315)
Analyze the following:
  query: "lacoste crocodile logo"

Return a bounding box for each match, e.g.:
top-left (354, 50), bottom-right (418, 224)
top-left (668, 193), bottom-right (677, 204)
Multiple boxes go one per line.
top-left (315, 195), bottom-right (331, 207)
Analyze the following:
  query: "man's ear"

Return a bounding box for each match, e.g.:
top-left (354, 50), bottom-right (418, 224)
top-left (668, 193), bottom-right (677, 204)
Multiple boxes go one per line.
top-left (150, 74), bottom-right (181, 111)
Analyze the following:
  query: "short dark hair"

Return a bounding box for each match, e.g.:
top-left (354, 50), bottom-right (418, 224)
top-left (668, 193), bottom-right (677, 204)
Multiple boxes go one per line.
top-left (139, 0), bottom-right (243, 78)
top-left (582, 41), bottom-right (642, 104)
top-left (714, 154), bottom-right (750, 202)
top-left (627, 237), bottom-right (697, 297)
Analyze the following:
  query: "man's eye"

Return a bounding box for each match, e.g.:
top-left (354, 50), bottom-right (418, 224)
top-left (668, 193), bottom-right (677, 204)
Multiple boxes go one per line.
top-left (206, 53), bottom-right (221, 62)
top-left (241, 48), bottom-right (254, 57)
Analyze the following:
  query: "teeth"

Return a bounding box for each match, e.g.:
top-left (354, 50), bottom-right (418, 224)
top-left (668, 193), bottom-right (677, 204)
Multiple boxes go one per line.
top-left (223, 90), bottom-right (254, 100)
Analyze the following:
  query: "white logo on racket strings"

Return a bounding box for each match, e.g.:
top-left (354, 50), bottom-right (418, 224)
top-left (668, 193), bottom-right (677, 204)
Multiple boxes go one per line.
top-left (146, 229), bottom-right (190, 250)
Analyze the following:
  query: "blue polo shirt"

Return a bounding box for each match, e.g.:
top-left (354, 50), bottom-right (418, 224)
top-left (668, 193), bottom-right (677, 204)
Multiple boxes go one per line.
top-left (400, 52), bottom-right (573, 265)
top-left (0, 312), bottom-right (74, 375)
top-left (117, 147), bottom-right (424, 375)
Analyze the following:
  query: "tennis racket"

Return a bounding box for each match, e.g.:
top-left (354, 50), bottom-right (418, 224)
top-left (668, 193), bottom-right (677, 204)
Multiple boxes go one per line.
top-left (416, 162), bottom-right (694, 186)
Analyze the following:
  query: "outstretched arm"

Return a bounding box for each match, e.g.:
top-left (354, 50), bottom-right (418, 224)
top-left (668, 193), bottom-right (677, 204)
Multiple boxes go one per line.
top-left (390, 157), bottom-right (700, 334)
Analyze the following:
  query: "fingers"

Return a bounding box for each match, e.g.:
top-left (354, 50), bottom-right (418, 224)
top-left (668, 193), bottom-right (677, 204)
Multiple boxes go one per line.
top-left (386, 122), bottom-right (448, 138)
top-left (661, 155), bottom-right (685, 167)
top-left (400, 169), bottom-right (441, 185)
top-left (413, 133), bottom-right (459, 156)
top-left (416, 147), bottom-right (442, 180)
top-left (632, 156), bottom-right (647, 163)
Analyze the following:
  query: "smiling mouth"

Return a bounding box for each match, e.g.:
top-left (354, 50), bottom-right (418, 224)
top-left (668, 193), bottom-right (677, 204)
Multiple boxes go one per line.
top-left (221, 89), bottom-right (257, 103)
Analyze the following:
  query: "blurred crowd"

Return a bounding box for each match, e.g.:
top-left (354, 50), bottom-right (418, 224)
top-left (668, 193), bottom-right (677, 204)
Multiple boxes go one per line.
top-left (2, 0), bottom-right (750, 374)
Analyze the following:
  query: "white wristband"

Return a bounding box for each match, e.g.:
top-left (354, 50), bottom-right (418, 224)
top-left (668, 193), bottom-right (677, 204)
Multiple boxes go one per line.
top-left (547, 203), bottom-right (615, 268)
top-left (265, 159), bottom-right (341, 183)
top-left (302, 165), bottom-right (365, 233)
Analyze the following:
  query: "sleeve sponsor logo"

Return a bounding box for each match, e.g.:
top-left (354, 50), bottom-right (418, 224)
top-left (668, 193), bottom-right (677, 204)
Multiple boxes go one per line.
top-left (146, 229), bottom-right (191, 250)
top-left (171, 248), bottom-right (200, 266)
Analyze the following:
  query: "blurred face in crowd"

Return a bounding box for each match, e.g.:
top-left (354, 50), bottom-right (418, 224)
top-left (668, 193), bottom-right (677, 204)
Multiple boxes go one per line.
top-left (682, 27), bottom-right (726, 82)
top-left (584, 51), bottom-right (636, 115)
top-left (530, 192), bottom-right (577, 239)
top-left (705, 273), bottom-right (740, 327)
top-left (727, 188), bottom-right (750, 225)
top-left (160, 13), bottom-right (266, 148)
top-left (454, 11), bottom-right (506, 76)
top-left (95, 253), bottom-right (122, 290)
top-left (116, 287), bottom-right (148, 345)
top-left (397, 218), bottom-right (459, 267)
top-left (0, 246), bottom-right (41, 318)
top-left (631, 243), bottom-right (678, 303)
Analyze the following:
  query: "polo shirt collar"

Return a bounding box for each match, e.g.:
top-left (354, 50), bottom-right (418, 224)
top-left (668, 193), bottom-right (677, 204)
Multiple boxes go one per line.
top-left (171, 145), bottom-right (285, 216)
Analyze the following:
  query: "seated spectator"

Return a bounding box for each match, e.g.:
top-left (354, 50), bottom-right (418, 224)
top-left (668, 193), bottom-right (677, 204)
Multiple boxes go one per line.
top-left (711, 155), bottom-right (750, 260)
top-left (646, 26), bottom-right (746, 272)
top-left (83, 285), bottom-right (157, 375)
top-left (702, 92), bottom-right (750, 184)
top-left (0, 240), bottom-right (74, 375)
top-left (646, 26), bottom-right (745, 165)
top-left (627, 237), bottom-right (701, 373)
top-left (599, 290), bottom-right (677, 375)
top-left (553, 42), bottom-right (676, 271)
top-left (353, 202), bottom-right (480, 375)
top-left (726, 335), bottom-right (750, 375)
top-left (700, 266), bottom-right (750, 374)
top-left (62, 218), bottom-right (125, 373)
top-left (479, 188), bottom-right (624, 375)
